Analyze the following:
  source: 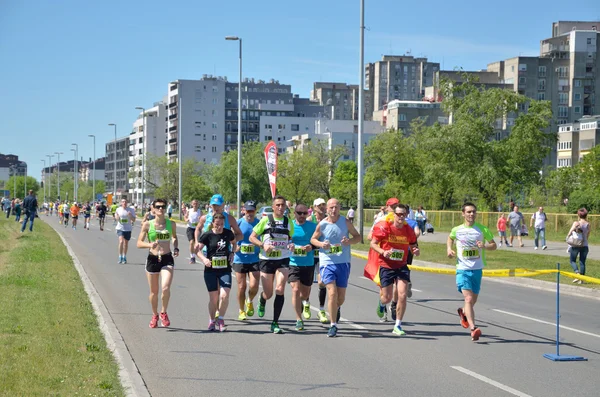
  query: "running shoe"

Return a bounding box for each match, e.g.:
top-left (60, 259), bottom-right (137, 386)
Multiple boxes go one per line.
top-left (376, 302), bottom-right (386, 319)
top-left (318, 310), bottom-right (328, 324)
top-left (327, 325), bottom-right (338, 338)
top-left (390, 302), bottom-right (397, 321)
top-left (208, 320), bottom-right (216, 331)
top-left (542, 245), bottom-right (547, 250)
top-left (122, 257), bottom-right (127, 264)
top-left (149, 314), bottom-right (159, 328)
top-left (258, 302), bottom-right (265, 318)
top-left (238, 311), bottom-right (248, 321)
top-left (471, 327), bottom-right (482, 341)
top-left (295, 320), bottom-right (304, 331)
top-left (392, 326), bottom-right (406, 336)
top-left (302, 302), bottom-right (311, 319)
top-left (118, 256), bottom-right (123, 264)
top-left (246, 301), bottom-right (255, 317)
top-left (160, 312), bottom-right (170, 327)
top-left (407, 283), bottom-right (413, 298)
top-left (215, 310), bottom-right (220, 319)
top-left (218, 318), bottom-right (226, 332)
top-left (457, 308), bottom-right (469, 328)
top-left (271, 321), bottom-right (283, 334)
top-left (188, 257), bottom-right (195, 265)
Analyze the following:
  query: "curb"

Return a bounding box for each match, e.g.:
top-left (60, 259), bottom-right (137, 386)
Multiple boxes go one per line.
top-left (54, 229), bottom-right (151, 397)
top-left (351, 251), bottom-right (600, 301)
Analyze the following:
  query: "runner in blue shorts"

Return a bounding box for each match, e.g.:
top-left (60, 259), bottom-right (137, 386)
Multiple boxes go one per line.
top-left (447, 202), bottom-right (496, 341)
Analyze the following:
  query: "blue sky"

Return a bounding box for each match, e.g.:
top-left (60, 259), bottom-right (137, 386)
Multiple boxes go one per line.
top-left (1, 0), bottom-right (598, 180)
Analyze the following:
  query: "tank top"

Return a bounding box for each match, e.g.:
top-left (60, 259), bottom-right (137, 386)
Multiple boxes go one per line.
top-left (148, 219), bottom-right (173, 242)
top-left (579, 221), bottom-right (590, 247)
top-left (187, 208), bottom-right (201, 229)
top-left (318, 216), bottom-right (351, 266)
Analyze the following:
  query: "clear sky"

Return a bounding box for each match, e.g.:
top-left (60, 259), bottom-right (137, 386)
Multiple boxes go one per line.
top-left (1, 0), bottom-right (598, 180)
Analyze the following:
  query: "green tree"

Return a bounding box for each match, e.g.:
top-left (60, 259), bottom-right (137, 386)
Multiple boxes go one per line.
top-left (305, 141), bottom-right (348, 200)
top-left (277, 148), bottom-right (319, 205)
top-left (330, 161), bottom-right (358, 207)
top-left (6, 176), bottom-right (40, 199)
top-left (545, 167), bottom-right (578, 207)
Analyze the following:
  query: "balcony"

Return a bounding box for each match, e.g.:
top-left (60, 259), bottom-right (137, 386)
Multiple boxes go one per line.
top-left (168, 114), bottom-right (178, 120)
top-left (257, 103), bottom-right (294, 112)
top-left (169, 138), bottom-right (177, 144)
top-left (169, 126), bottom-right (177, 132)
top-left (168, 150), bottom-right (177, 156)
top-left (169, 101), bottom-right (178, 108)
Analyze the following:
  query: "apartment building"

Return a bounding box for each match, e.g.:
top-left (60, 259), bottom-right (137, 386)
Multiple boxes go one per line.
top-left (366, 55), bottom-right (440, 115)
top-left (372, 100), bottom-right (447, 131)
top-left (310, 82), bottom-right (369, 121)
top-left (556, 115), bottom-right (600, 167)
top-left (79, 158), bottom-right (105, 183)
top-left (0, 154), bottom-right (27, 182)
top-left (105, 136), bottom-right (130, 199)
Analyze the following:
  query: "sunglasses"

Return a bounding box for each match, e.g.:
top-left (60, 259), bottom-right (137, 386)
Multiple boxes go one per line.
top-left (295, 211), bottom-right (308, 215)
top-left (154, 205), bottom-right (166, 209)
top-left (394, 212), bottom-right (407, 216)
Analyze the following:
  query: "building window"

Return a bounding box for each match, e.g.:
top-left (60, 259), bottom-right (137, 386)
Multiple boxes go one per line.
top-left (575, 80), bottom-right (582, 87)
top-left (519, 77), bottom-right (526, 85)
top-left (278, 124), bottom-right (285, 129)
top-left (213, 98), bottom-right (218, 104)
top-left (574, 93), bottom-right (581, 100)
top-left (212, 86), bottom-right (218, 93)
top-left (574, 106), bottom-right (581, 113)
top-left (587, 38), bottom-right (592, 45)
top-left (291, 124), bottom-right (299, 131)
top-left (212, 146), bottom-right (217, 153)
top-left (212, 134), bottom-right (217, 141)
top-left (399, 113), bottom-right (406, 121)
top-left (212, 109), bottom-right (217, 116)
top-left (558, 106), bottom-right (568, 118)
top-left (538, 79), bottom-right (545, 91)
top-left (537, 93), bottom-right (545, 100)
top-left (265, 124), bottom-right (272, 129)
top-left (538, 66), bottom-right (546, 77)
top-left (212, 122), bottom-right (217, 129)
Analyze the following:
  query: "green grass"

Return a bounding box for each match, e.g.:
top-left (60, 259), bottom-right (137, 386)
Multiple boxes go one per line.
top-left (0, 217), bottom-right (125, 396)
top-left (353, 241), bottom-right (600, 288)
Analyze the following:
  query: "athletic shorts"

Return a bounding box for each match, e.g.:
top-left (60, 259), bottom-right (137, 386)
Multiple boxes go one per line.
top-left (319, 262), bottom-right (351, 288)
top-left (456, 269), bottom-right (483, 295)
top-left (64, 213), bottom-right (69, 219)
top-left (232, 262), bottom-right (259, 273)
top-left (71, 215), bottom-right (78, 220)
top-left (379, 266), bottom-right (411, 288)
top-left (146, 253), bottom-right (175, 273)
top-left (99, 214), bottom-right (106, 219)
top-left (84, 214), bottom-right (90, 218)
top-left (509, 225), bottom-right (521, 236)
top-left (186, 227), bottom-right (196, 242)
top-left (204, 270), bottom-right (232, 292)
top-left (259, 258), bottom-right (290, 274)
top-left (288, 265), bottom-right (315, 287)
top-left (117, 230), bottom-right (132, 241)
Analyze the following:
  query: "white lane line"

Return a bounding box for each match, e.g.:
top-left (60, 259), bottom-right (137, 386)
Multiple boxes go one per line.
top-left (451, 366), bottom-right (532, 397)
top-left (492, 309), bottom-right (600, 339)
top-left (309, 305), bottom-right (367, 330)
top-left (358, 276), bottom-right (422, 292)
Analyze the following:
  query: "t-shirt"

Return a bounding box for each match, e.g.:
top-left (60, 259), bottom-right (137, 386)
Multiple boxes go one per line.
top-left (115, 207), bottom-right (135, 231)
top-left (234, 217), bottom-right (260, 264)
top-left (531, 211), bottom-right (546, 229)
top-left (198, 229), bottom-right (235, 272)
top-left (253, 216), bottom-right (295, 260)
top-left (449, 222), bottom-right (495, 270)
top-left (347, 209), bottom-right (355, 218)
top-left (98, 204), bottom-right (107, 216)
top-left (371, 220), bottom-right (417, 269)
top-left (507, 211), bottom-right (523, 228)
top-left (496, 217), bottom-right (507, 232)
top-left (70, 205), bottom-right (79, 216)
top-left (290, 220), bottom-right (317, 267)
top-left (83, 205), bottom-right (91, 216)
top-left (110, 204), bottom-right (118, 214)
top-left (187, 208), bottom-right (201, 229)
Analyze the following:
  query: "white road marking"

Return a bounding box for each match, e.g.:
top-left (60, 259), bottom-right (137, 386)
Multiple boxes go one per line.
top-left (492, 309), bottom-right (600, 339)
top-left (451, 366), bottom-right (532, 397)
top-left (358, 276), bottom-right (422, 292)
top-left (309, 305), bottom-right (367, 330)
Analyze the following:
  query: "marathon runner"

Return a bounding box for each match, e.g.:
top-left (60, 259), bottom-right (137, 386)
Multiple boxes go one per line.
top-left (137, 198), bottom-right (179, 328)
top-left (63, 202), bottom-right (70, 227)
top-left (370, 204), bottom-right (419, 336)
top-left (70, 202), bottom-right (80, 230)
top-left (311, 198), bottom-right (329, 323)
top-left (142, 207), bottom-right (156, 223)
top-left (58, 202), bottom-right (64, 224)
top-left (184, 200), bottom-right (202, 264)
top-left (83, 201), bottom-right (92, 230)
top-left (195, 213), bottom-right (236, 332)
top-left (232, 200), bottom-right (260, 321)
top-left (310, 198), bottom-right (362, 337)
top-left (115, 199), bottom-right (136, 264)
top-left (249, 195), bottom-right (294, 334)
top-left (289, 203), bottom-right (317, 331)
top-left (96, 201), bottom-right (107, 231)
top-left (110, 202), bottom-right (118, 225)
top-left (447, 202), bottom-right (496, 341)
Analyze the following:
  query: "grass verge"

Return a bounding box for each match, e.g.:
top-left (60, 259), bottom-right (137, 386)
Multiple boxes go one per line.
top-left (353, 241), bottom-right (600, 288)
top-left (0, 216), bottom-right (125, 396)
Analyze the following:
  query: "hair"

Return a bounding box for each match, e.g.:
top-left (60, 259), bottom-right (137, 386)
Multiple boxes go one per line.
top-left (212, 213), bottom-right (226, 222)
top-left (395, 204), bottom-right (408, 213)
top-left (152, 198), bottom-right (167, 207)
top-left (577, 208), bottom-right (588, 219)
top-left (28, 190), bottom-right (33, 195)
top-left (462, 202), bottom-right (477, 212)
top-left (273, 194), bottom-right (286, 203)
top-left (295, 203), bottom-right (308, 211)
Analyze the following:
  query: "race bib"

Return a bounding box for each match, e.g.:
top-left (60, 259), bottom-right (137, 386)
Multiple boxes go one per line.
top-left (211, 256), bottom-right (228, 269)
top-left (329, 244), bottom-right (342, 255)
top-left (266, 249), bottom-right (282, 258)
top-left (156, 230), bottom-right (170, 241)
top-left (462, 247), bottom-right (480, 260)
top-left (191, 222), bottom-right (198, 227)
top-left (240, 244), bottom-right (255, 254)
top-left (270, 236), bottom-right (288, 248)
top-left (119, 218), bottom-right (129, 224)
top-left (293, 247), bottom-right (307, 257)
top-left (314, 248), bottom-right (319, 256)
top-left (389, 249), bottom-right (405, 261)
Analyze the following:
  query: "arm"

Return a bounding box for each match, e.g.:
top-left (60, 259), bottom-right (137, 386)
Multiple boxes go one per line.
top-left (249, 231), bottom-right (264, 248)
top-left (171, 221), bottom-right (179, 256)
top-left (370, 237), bottom-right (388, 257)
top-left (310, 223), bottom-right (329, 249)
top-left (137, 222), bottom-right (157, 249)
top-left (530, 214), bottom-right (534, 228)
top-left (566, 221), bottom-right (578, 237)
top-left (195, 241), bottom-right (211, 267)
top-left (194, 215), bottom-right (206, 243)
top-left (447, 236), bottom-right (456, 258)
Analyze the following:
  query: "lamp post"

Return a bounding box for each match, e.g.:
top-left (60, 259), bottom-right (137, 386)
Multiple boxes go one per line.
top-left (88, 135), bottom-right (96, 203)
top-left (108, 123), bottom-right (118, 202)
top-left (226, 35), bottom-right (242, 217)
top-left (46, 154), bottom-right (54, 200)
top-left (41, 159), bottom-right (46, 204)
top-left (11, 165), bottom-right (16, 198)
top-left (357, 0), bottom-right (365, 243)
top-left (135, 107), bottom-right (146, 208)
top-left (169, 81), bottom-right (183, 220)
top-left (70, 147), bottom-right (77, 201)
top-left (54, 152), bottom-right (63, 200)
top-left (72, 143), bottom-right (79, 201)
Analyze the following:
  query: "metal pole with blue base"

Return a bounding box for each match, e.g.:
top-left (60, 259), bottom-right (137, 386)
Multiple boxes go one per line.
top-left (543, 262), bottom-right (587, 362)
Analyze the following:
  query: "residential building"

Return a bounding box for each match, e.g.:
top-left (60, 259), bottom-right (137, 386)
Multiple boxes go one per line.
top-left (556, 115), bottom-right (600, 167)
top-left (310, 82), bottom-right (369, 121)
top-left (260, 116), bottom-right (317, 153)
top-left (105, 136), bottom-right (130, 199)
top-left (79, 158), bottom-right (106, 183)
top-left (366, 55), bottom-right (440, 115)
top-left (0, 154), bottom-right (27, 182)
top-left (424, 70), bottom-right (512, 102)
top-left (372, 100), bottom-right (447, 131)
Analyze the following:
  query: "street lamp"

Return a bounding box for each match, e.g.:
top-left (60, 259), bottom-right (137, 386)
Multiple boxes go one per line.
top-left (10, 165), bottom-right (16, 198)
top-left (357, 0), bottom-right (365, 242)
top-left (88, 135), bottom-right (96, 203)
top-left (55, 152), bottom-right (63, 200)
top-left (46, 154), bottom-right (54, 201)
top-left (41, 159), bottom-right (46, 204)
top-left (70, 147), bottom-right (77, 201)
top-left (108, 123), bottom-right (117, 202)
top-left (169, 81), bottom-right (183, 220)
top-left (72, 143), bottom-right (79, 201)
top-left (135, 106), bottom-right (146, 209)
top-left (226, 35), bottom-right (242, 217)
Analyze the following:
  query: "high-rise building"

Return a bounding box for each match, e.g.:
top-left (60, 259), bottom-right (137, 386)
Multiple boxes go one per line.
top-left (310, 82), bottom-right (369, 120)
top-left (105, 136), bottom-right (130, 199)
top-left (557, 115), bottom-right (600, 167)
top-left (0, 154), bottom-right (27, 183)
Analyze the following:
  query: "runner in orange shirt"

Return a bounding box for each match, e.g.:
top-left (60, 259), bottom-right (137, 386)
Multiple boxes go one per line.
top-left (70, 202), bottom-right (80, 230)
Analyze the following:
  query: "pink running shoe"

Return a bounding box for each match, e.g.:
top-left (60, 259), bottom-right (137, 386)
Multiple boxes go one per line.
top-left (149, 314), bottom-right (159, 328)
top-left (218, 318), bottom-right (226, 332)
top-left (208, 320), bottom-right (216, 331)
top-left (160, 312), bottom-right (170, 327)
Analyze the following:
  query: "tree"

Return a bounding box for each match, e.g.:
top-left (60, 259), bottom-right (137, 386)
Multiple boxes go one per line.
top-left (277, 148), bottom-right (320, 205)
top-left (305, 141), bottom-right (348, 200)
top-left (330, 161), bottom-right (358, 207)
top-left (6, 176), bottom-right (40, 199)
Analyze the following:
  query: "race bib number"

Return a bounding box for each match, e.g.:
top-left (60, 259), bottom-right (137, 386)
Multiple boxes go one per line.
top-left (314, 248), bottom-right (319, 256)
top-left (156, 230), bottom-right (170, 241)
top-left (191, 222), bottom-right (198, 227)
top-left (389, 249), bottom-right (404, 261)
top-left (329, 244), bottom-right (342, 255)
top-left (266, 249), bottom-right (282, 258)
top-left (293, 247), bottom-right (307, 257)
top-left (240, 244), bottom-right (255, 254)
top-left (119, 218), bottom-right (129, 224)
top-left (462, 247), bottom-right (480, 260)
top-left (270, 236), bottom-right (288, 248)
top-left (211, 256), bottom-right (228, 269)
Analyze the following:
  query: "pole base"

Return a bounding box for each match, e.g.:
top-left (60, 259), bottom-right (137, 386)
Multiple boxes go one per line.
top-left (543, 353), bottom-right (587, 362)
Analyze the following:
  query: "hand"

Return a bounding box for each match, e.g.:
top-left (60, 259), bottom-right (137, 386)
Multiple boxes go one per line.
top-left (173, 248), bottom-right (179, 257)
top-left (412, 247), bottom-right (420, 256)
top-left (263, 243), bottom-right (273, 253)
top-left (476, 240), bottom-right (484, 249)
top-left (447, 249), bottom-right (456, 258)
top-left (233, 244), bottom-right (240, 253)
top-left (382, 250), bottom-right (391, 258)
top-left (229, 253), bottom-right (234, 263)
top-left (151, 242), bottom-right (159, 249)
top-left (287, 243), bottom-right (295, 251)
top-left (322, 240), bottom-right (331, 250)
top-left (304, 245), bottom-right (313, 252)
top-left (341, 236), bottom-right (350, 246)
top-left (202, 258), bottom-right (211, 267)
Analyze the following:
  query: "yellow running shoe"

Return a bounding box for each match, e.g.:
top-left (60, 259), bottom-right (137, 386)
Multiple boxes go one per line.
top-left (238, 310), bottom-right (247, 321)
top-left (215, 310), bottom-right (220, 320)
top-left (318, 310), bottom-right (328, 324)
top-left (246, 301), bottom-right (255, 317)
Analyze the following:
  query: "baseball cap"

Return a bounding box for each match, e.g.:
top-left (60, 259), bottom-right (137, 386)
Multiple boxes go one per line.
top-left (210, 194), bottom-right (224, 206)
top-left (245, 200), bottom-right (257, 211)
top-left (313, 198), bottom-right (326, 206)
top-left (386, 197), bottom-right (399, 206)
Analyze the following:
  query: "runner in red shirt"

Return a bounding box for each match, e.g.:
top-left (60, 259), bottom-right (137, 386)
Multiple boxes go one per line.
top-left (369, 204), bottom-right (419, 336)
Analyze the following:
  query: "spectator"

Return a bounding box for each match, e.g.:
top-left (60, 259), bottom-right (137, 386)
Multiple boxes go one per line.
top-left (530, 206), bottom-right (548, 250)
top-left (507, 205), bottom-right (524, 247)
top-left (374, 206), bottom-right (385, 222)
top-left (415, 205), bottom-right (427, 235)
top-left (4, 197), bottom-right (12, 219)
top-left (568, 208), bottom-right (590, 284)
top-left (14, 199), bottom-right (22, 222)
top-left (496, 213), bottom-right (510, 247)
top-left (347, 206), bottom-right (355, 224)
top-left (20, 190), bottom-right (38, 233)
top-left (167, 202), bottom-right (173, 219)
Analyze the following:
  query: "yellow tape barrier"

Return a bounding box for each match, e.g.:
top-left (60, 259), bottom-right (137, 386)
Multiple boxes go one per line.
top-left (351, 252), bottom-right (600, 285)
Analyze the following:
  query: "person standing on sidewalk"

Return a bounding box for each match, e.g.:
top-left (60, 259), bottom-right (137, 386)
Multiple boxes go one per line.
top-left (530, 206), bottom-right (547, 250)
top-left (507, 205), bottom-right (524, 247)
top-left (496, 213), bottom-right (510, 247)
top-left (20, 190), bottom-right (38, 233)
top-left (14, 199), bottom-right (22, 222)
top-left (568, 208), bottom-right (590, 284)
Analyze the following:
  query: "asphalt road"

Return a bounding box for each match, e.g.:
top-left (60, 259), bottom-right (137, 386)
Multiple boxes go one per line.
top-left (43, 216), bottom-right (600, 397)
